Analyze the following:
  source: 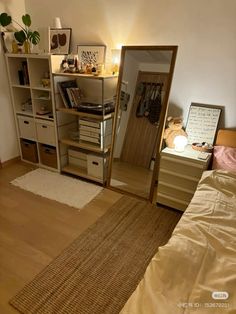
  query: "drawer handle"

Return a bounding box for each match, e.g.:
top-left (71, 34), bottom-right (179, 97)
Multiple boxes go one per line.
top-left (23, 121), bottom-right (29, 124)
top-left (42, 125), bottom-right (47, 128)
top-left (45, 148), bottom-right (53, 154)
top-left (92, 161), bottom-right (99, 166)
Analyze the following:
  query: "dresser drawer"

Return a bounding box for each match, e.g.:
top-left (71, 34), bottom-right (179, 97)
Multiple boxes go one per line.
top-left (160, 156), bottom-right (204, 179)
top-left (157, 182), bottom-right (194, 203)
top-left (18, 116), bottom-right (36, 140)
top-left (36, 120), bottom-right (56, 145)
top-left (158, 169), bottom-right (198, 192)
top-left (157, 192), bottom-right (188, 212)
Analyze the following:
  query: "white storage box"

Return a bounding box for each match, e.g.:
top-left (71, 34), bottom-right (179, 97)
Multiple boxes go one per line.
top-left (36, 119), bottom-right (56, 146)
top-left (68, 148), bottom-right (87, 169)
top-left (18, 115), bottom-right (36, 140)
top-left (68, 156), bottom-right (87, 169)
top-left (87, 154), bottom-right (107, 179)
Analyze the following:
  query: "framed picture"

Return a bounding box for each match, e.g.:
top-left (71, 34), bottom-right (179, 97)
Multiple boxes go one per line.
top-left (77, 45), bottom-right (106, 65)
top-left (185, 103), bottom-right (222, 145)
top-left (49, 28), bottom-right (71, 54)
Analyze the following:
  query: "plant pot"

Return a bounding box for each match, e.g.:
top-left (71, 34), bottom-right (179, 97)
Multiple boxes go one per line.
top-left (23, 40), bottom-right (31, 53)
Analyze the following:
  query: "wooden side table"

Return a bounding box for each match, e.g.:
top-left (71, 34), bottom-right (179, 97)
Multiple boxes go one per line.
top-left (157, 145), bottom-right (211, 211)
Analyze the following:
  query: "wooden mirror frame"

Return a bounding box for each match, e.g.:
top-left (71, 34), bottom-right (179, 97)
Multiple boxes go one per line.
top-left (107, 45), bottom-right (178, 202)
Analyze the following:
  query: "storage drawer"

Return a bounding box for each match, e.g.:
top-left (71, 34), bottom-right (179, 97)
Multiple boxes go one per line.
top-left (156, 192), bottom-right (188, 212)
top-left (18, 116), bottom-right (36, 140)
top-left (157, 182), bottom-right (193, 203)
top-left (158, 169), bottom-right (198, 192)
top-left (87, 154), bottom-right (107, 179)
top-left (36, 120), bottom-right (56, 145)
top-left (20, 139), bottom-right (38, 163)
top-left (160, 156), bottom-right (203, 179)
top-left (39, 144), bottom-right (57, 169)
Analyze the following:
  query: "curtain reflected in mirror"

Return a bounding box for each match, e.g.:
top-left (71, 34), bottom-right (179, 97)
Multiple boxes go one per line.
top-left (108, 46), bottom-right (177, 200)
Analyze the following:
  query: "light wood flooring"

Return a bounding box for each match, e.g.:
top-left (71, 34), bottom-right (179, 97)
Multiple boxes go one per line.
top-left (110, 160), bottom-right (153, 198)
top-left (0, 161), bottom-right (122, 314)
top-left (0, 161), bottom-right (180, 314)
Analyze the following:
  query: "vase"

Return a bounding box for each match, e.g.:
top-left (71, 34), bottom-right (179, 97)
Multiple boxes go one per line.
top-left (24, 40), bottom-right (31, 53)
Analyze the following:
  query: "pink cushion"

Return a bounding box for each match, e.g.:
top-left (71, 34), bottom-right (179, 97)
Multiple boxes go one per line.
top-left (212, 146), bottom-right (236, 172)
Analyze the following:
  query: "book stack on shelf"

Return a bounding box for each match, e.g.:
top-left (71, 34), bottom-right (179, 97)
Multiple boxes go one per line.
top-left (79, 118), bottom-right (112, 150)
top-left (57, 80), bottom-right (82, 109)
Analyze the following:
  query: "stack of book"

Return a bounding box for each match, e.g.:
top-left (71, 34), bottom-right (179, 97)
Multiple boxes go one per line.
top-left (79, 118), bottom-right (112, 149)
top-left (58, 80), bottom-right (82, 109)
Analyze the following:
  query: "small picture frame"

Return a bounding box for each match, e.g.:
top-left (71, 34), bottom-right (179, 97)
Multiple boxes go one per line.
top-left (49, 28), bottom-right (71, 54)
top-left (77, 45), bottom-right (106, 65)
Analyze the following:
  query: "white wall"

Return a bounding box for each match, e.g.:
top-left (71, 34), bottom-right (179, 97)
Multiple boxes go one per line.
top-left (24, 0), bottom-right (236, 128)
top-left (0, 0), bottom-right (25, 162)
top-left (1, 0), bottom-right (236, 161)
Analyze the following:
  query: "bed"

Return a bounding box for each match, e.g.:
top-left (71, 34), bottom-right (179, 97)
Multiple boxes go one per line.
top-left (121, 129), bottom-right (236, 314)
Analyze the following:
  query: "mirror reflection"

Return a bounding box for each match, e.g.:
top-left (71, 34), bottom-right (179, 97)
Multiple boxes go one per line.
top-left (108, 46), bottom-right (177, 200)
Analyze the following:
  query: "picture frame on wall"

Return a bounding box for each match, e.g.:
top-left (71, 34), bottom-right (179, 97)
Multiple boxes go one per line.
top-left (77, 45), bottom-right (106, 65)
top-left (49, 28), bottom-right (71, 54)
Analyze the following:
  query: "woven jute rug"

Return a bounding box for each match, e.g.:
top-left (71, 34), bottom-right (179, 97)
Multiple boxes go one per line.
top-left (10, 195), bottom-right (181, 314)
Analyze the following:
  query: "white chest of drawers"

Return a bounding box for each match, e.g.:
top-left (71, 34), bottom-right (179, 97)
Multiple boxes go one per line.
top-left (157, 145), bottom-right (211, 211)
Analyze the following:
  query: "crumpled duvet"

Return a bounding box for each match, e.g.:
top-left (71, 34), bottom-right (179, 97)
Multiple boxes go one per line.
top-left (121, 170), bottom-right (236, 314)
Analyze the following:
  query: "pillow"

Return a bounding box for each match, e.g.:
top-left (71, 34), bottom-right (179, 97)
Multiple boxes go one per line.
top-left (212, 146), bottom-right (236, 172)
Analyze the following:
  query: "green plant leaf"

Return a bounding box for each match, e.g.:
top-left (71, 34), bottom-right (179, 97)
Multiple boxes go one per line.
top-left (22, 14), bottom-right (31, 27)
top-left (29, 31), bottom-right (40, 45)
top-left (14, 30), bottom-right (26, 44)
top-left (0, 13), bottom-right (12, 27)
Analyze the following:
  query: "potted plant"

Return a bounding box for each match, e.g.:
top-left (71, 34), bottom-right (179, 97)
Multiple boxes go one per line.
top-left (0, 12), bottom-right (40, 53)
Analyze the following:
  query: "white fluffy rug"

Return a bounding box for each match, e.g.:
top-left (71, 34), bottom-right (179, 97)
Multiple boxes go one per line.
top-left (11, 168), bottom-right (103, 209)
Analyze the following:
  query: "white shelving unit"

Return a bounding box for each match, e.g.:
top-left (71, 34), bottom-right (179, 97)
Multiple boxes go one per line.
top-left (52, 70), bottom-right (118, 184)
top-left (6, 53), bottom-right (63, 170)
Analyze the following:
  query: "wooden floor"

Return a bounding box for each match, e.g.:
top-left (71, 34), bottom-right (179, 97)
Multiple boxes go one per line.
top-left (0, 161), bottom-right (181, 314)
top-left (110, 160), bottom-right (153, 198)
top-left (0, 161), bottom-right (122, 314)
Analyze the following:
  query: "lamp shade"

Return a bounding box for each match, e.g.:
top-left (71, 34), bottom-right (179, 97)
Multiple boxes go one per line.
top-left (173, 135), bottom-right (188, 152)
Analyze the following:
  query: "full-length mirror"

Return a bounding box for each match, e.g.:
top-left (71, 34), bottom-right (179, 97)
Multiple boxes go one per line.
top-left (108, 46), bottom-right (178, 200)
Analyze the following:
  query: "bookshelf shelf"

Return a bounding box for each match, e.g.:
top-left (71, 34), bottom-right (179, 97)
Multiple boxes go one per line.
top-left (5, 53), bottom-right (64, 170)
top-left (56, 107), bottom-right (114, 120)
top-left (52, 62), bottom-right (118, 185)
top-left (60, 138), bottom-right (110, 153)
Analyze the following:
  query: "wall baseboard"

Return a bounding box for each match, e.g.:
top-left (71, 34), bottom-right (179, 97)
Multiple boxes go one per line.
top-left (1, 156), bottom-right (21, 168)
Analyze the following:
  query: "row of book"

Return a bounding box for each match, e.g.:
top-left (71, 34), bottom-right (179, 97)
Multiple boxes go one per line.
top-left (57, 79), bottom-right (115, 115)
top-left (57, 80), bottom-right (81, 109)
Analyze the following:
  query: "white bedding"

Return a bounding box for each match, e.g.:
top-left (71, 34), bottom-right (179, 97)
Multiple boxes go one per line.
top-left (121, 170), bottom-right (236, 314)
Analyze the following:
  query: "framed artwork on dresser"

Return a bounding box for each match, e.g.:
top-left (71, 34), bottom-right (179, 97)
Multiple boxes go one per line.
top-left (185, 103), bottom-right (222, 145)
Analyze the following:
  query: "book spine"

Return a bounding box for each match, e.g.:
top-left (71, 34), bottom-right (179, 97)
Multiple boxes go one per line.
top-left (66, 88), bottom-right (75, 108)
top-left (22, 61), bottom-right (29, 85)
top-left (58, 83), bottom-right (70, 108)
